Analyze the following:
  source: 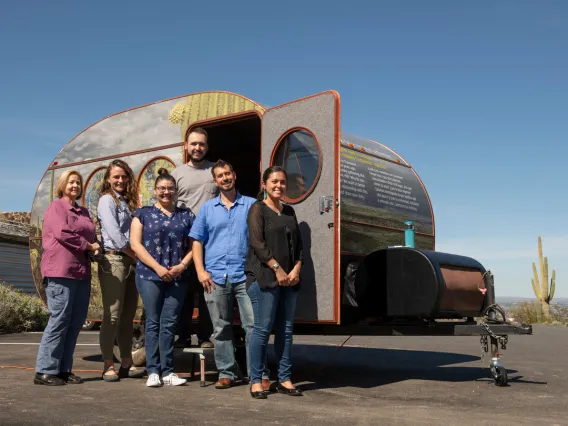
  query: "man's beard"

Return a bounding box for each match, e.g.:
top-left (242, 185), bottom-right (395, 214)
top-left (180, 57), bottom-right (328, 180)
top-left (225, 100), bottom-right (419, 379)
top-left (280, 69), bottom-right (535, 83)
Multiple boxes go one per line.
top-left (188, 152), bottom-right (206, 163)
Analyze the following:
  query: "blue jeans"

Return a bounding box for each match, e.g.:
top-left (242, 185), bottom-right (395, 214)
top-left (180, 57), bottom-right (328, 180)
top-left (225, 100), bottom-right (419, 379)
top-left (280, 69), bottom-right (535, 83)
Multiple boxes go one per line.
top-left (36, 277), bottom-right (91, 375)
top-left (204, 279), bottom-right (270, 381)
top-left (247, 281), bottom-right (299, 384)
top-left (136, 277), bottom-right (187, 376)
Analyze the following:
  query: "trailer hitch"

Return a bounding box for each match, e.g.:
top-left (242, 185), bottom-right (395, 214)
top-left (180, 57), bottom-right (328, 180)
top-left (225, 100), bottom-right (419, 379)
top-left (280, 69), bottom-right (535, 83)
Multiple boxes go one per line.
top-left (475, 302), bottom-right (533, 387)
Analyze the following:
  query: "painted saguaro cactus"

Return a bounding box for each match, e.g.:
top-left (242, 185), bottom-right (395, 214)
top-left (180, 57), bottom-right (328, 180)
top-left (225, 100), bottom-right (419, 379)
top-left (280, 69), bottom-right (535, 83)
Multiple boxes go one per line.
top-left (167, 92), bottom-right (265, 140)
top-left (531, 236), bottom-right (556, 321)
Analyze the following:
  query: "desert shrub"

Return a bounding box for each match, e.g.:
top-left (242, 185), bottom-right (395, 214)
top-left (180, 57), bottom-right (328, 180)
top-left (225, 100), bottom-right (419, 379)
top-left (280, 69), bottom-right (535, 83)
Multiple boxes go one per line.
top-left (549, 305), bottom-right (568, 326)
top-left (508, 301), bottom-right (568, 326)
top-left (0, 283), bottom-right (49, 333)
top-left (508, 301), bottom-right (541, 324)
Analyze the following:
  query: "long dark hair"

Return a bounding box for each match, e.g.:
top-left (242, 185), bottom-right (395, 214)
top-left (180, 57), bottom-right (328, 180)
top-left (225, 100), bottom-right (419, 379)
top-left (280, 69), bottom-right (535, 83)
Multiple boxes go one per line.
top-left (99, 159), bottom-right (138, 212)
top-left (257, 166), bottom-right (288, 201)
top-left (155, 167), bottom-right (176, 187)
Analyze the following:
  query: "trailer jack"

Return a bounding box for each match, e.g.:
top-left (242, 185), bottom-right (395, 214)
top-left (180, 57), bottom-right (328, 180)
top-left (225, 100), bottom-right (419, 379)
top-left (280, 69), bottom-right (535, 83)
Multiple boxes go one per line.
top-left (477, 299), bottom-right (524, 387)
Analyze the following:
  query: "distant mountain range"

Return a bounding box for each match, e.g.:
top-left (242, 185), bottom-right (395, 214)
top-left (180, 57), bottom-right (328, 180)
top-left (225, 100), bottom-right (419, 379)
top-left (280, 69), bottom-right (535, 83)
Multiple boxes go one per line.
top-left (497, 297), bottom-right (568, 306)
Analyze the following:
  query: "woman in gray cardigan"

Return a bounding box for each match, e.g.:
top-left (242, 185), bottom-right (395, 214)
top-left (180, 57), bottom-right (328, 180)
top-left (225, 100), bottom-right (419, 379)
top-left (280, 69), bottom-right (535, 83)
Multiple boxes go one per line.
top-left (97, 160), bottom-right (145, 382)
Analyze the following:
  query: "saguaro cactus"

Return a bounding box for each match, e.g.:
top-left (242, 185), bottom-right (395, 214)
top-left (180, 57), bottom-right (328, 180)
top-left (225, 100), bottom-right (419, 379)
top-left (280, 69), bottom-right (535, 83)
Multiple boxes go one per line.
top-left (531, 236), bottom-right (556, 321)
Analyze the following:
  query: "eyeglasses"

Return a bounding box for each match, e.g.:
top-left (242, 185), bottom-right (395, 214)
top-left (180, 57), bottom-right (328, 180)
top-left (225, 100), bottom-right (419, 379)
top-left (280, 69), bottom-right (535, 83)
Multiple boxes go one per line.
top-left (155, 186), bottom-right (176, 193)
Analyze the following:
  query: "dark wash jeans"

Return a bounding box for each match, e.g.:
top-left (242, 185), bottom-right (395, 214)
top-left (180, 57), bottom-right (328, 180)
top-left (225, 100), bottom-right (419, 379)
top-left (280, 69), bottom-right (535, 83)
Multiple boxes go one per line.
top-left (247, 281), bottom-right (299, 384)
top-left (135, 277), bottom-right (187, 376)
top-left (35, 277), bottom-right (91, 375)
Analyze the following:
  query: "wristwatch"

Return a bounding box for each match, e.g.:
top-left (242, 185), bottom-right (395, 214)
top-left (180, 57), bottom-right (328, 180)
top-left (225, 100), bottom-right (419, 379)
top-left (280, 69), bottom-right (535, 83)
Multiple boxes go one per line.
top-left (272, 262), bottom-right (280, 271)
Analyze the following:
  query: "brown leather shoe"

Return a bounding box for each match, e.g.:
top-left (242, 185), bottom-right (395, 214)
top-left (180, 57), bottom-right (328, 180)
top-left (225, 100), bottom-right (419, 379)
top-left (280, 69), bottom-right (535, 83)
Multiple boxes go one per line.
top-left (215, 378), bottom-right (235, 389)
top-left (262, 379), bottom-right (271, 391)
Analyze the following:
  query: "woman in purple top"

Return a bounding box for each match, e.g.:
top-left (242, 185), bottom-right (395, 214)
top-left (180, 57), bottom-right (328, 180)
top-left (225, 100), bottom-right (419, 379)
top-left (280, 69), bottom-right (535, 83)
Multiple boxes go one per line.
top-left (34, 170), bottom-right (100, 386)
top-left (130, 168), bottom-right (195, 387)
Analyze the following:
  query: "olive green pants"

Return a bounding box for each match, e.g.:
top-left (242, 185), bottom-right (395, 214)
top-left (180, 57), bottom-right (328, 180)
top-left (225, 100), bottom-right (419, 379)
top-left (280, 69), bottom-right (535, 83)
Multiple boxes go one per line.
top-left (98, 254), bottom-right (139, 361)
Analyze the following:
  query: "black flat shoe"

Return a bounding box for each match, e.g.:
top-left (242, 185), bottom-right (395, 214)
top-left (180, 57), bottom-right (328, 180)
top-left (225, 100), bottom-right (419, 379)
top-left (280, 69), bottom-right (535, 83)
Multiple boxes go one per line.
top-left (250, 386), bottom-right (268, 399)
top-left (34, 373), bottom-right (66, 386)
top-left (58, 372), bottom-right (83, 384)
top-left (275, 383), bottom-right (303, 396)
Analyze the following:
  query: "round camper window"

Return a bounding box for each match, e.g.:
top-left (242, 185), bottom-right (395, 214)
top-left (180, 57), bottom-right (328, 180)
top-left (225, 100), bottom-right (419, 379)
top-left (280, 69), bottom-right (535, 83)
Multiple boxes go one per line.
top-left (271, 129), bottom-right (321, 203)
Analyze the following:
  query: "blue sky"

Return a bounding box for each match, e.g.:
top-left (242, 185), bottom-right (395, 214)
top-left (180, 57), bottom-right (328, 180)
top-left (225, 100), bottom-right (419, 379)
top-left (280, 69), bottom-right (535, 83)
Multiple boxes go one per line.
top-left (1, 0), bottom-right (566, 297)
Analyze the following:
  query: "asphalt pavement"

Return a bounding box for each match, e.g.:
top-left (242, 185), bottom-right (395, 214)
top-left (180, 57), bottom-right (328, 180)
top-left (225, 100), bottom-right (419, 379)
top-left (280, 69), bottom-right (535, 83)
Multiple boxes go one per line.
top-left (0, 325), bottom-right (566, 425)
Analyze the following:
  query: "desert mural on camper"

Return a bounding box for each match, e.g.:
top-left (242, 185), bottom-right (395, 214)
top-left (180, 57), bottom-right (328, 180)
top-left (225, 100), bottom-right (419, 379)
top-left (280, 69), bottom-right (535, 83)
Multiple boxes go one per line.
top-left (339, 134), bottom-right (435, 255)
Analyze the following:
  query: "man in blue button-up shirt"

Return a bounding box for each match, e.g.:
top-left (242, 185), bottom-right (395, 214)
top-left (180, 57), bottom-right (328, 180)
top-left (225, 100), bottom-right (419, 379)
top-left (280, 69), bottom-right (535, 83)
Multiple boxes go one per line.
top-left (190, 159), bottom-right (269, 389)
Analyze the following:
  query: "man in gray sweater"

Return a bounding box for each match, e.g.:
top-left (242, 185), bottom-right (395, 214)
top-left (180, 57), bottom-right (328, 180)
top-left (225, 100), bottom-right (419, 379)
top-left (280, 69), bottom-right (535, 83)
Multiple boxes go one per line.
top-left (170, 127), bottom-right (217, 348)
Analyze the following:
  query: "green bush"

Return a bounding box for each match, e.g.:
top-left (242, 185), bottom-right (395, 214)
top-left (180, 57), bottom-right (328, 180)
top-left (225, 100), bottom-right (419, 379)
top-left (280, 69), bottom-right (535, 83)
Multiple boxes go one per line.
top-left (0, 283), bottom-right (50, 333)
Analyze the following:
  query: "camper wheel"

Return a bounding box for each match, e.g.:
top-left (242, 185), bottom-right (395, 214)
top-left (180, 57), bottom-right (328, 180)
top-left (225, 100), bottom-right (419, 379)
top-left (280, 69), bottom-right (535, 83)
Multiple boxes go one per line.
top-left (113, 345), bottom-right (146, 367)
top-left (112, 322), bottom-right (146, 366)
top-left (131, 322), bottom-right (146, 366)
top-left (132, 347), bottom-right (146, 367)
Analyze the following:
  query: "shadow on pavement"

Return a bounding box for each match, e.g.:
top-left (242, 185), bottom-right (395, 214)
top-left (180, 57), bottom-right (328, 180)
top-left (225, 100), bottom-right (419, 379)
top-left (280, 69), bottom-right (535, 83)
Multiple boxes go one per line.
top-left (78, 343), bottom-right (547, 390)
top-left (269, 344), bottom-right (548, 391)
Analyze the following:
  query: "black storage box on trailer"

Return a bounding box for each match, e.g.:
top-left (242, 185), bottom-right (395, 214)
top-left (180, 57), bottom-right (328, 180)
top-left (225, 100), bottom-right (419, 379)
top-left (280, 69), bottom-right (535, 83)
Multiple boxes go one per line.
top-left (353, 248), bottom-right (488, 320)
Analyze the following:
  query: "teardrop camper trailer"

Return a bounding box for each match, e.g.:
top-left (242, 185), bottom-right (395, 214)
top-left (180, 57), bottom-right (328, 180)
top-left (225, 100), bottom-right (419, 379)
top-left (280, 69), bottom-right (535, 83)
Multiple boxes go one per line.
top-left (29, 90), bottom-right (531, 386)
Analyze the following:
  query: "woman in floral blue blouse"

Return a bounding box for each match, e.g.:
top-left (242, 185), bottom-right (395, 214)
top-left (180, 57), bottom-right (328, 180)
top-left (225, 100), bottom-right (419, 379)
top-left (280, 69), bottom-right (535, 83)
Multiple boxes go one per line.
top-left (130, 168), bottom-right (195, 387)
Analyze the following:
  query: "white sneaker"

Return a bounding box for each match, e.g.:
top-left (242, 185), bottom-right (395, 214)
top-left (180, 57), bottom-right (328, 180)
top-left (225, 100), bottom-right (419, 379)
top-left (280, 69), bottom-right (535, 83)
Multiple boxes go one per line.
top-left (162, 373), bottom-right (187, 386)
top-left (146, 373), bottom-right (162, 387)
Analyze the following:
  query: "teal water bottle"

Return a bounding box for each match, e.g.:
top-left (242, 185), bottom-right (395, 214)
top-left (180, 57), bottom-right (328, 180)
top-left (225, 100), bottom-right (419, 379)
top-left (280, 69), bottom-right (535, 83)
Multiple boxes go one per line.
top-left (404, 221), bottom-right (415, 248)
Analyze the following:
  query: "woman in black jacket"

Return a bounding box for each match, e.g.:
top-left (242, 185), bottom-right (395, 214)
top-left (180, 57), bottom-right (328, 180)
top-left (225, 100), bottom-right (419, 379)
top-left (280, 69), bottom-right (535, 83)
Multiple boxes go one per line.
top-left (245, 166), bottom-right (304, 399)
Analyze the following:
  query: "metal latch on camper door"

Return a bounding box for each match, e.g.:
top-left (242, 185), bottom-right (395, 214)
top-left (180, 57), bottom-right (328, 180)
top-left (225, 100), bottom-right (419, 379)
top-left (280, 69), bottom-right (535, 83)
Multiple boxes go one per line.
top-left (319, 196), bottom-right (334, 214)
